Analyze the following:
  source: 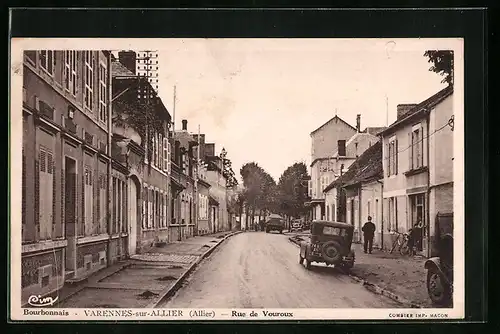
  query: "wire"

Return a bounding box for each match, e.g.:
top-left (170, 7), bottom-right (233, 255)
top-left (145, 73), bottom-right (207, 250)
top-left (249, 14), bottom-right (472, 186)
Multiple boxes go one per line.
top-left (382, 115), bottom-right (454, 162)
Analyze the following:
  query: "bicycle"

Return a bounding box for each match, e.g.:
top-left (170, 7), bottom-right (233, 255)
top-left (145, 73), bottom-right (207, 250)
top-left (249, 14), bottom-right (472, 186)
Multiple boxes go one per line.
top-left (389, 230), bottom-right (411, 255)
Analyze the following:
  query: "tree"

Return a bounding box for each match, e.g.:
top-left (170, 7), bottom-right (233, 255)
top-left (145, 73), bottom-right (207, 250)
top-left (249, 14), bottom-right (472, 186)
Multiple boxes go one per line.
top-left (220, 148), bottom-right (238, 188)
top-left (424, 50), bottom-right (454, 86)
top-left (239, 162), bottom-right (276, 229)
top-left (276, 162), bottom-right (310, 220)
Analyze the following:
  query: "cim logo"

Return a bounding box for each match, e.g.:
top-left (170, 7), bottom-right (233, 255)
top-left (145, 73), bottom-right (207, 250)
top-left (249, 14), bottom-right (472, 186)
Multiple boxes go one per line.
top-left (28, 295), bottom-right (58, 307)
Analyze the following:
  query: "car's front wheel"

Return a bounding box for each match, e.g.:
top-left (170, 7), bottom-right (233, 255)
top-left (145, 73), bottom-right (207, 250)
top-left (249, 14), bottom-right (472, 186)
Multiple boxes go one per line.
top-left (427, 267), bottom-right (452, 307)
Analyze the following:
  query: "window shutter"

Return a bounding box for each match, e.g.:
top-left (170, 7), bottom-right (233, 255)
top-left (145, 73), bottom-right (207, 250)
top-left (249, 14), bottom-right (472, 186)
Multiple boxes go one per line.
top-left (386, 144), bottom-right (390, 176)
top-left (394, 139), bottom-right (398, 175)
top-left (163, 138), bottom-right (169, 172)
top-left (409, 132), bottom-right (413, 170)
top-left (421, 126), bottom-right (424, 167)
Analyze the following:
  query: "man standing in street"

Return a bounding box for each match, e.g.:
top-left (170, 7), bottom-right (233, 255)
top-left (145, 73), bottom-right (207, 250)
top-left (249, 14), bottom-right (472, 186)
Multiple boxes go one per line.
top-left (362, 216), bottom-right (376, 254)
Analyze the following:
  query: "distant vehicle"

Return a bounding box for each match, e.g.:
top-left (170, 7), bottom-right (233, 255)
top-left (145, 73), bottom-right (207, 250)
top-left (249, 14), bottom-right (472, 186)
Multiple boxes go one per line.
top-left (302, 220), bottom-right (311, 230)
top-left (290, 221), bottom-right (303, 232)
top-left (265, 214), bottom-right (285, 234)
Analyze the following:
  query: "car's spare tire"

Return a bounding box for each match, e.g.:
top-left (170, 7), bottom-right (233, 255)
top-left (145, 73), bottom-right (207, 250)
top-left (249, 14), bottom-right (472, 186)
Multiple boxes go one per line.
top-left (321, 241), bottom-right (342, 263)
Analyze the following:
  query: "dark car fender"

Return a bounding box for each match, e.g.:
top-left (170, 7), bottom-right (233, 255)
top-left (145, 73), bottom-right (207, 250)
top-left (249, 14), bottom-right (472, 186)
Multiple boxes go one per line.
top-left (425, 257), bottom-right (451, 285)
top-left (299, 242), bottom-right (309, 258)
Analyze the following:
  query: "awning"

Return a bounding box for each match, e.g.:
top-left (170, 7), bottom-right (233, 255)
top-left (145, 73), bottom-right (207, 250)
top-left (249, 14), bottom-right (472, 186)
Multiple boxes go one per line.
top-left (209, 195), bottom-right (219, 206)
top-left (170, 177), bottom-right (186, 197)
top-left (309, 198), bottom-right (325, 204)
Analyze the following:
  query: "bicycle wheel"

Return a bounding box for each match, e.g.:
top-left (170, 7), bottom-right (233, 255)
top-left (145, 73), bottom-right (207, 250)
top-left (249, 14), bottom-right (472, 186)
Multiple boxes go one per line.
top-left (389, 236), bottom-right (399, 254)
top-left (400, 243), bottom-right (410, 256)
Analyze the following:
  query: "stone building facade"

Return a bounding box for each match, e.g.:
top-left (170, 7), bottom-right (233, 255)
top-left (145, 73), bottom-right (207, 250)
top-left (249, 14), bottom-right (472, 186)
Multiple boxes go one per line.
top-left (21, 50), bottom-right (113, 305)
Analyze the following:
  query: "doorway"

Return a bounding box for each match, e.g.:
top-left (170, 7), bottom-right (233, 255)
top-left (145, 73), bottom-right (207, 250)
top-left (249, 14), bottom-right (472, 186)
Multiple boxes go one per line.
top-left (128, 178), bottom-right (138, 255)
top-left (64, 157), bottom-right (77, 272)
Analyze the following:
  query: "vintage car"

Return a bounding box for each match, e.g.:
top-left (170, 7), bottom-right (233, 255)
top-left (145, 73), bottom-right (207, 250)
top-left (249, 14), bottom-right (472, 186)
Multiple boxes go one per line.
top-left (299, 220), bottom-right (355, 271)
top-left (290, 220), bottom-right (303, 232)
top-left (265, 214), bottom-right (285, 234)
top-left (425, 212), bottom-right (453, 307)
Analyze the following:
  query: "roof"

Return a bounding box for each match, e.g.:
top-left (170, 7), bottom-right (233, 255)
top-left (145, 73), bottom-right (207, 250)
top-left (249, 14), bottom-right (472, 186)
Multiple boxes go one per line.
top-left (323, 140), bottom-right (382, 192)
top-left (312, 220), bottom-right (354, 229)
top-left (363, 126), bottom-right (388, 136)
top-left (112, 60), bottom-right (135, 77)
top-left (174, 131), bottom-right (198, 150)
top-left (267, 214), bottom-right (284, 220)
top-left (379, 85), bottom-right (453, 136)
top-left (310, 115), bottom-right (357, 136)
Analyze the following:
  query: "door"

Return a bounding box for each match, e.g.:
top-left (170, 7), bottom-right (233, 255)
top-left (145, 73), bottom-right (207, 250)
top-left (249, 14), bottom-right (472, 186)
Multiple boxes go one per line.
top-left (128, 179), bottom-right (138, 255)
top-left (64, 157), bottom-right (77, 272)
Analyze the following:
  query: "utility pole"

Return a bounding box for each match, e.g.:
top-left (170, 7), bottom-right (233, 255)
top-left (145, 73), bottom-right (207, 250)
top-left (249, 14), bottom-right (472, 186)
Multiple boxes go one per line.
top-left (385, 95), bottom-right (389, 127)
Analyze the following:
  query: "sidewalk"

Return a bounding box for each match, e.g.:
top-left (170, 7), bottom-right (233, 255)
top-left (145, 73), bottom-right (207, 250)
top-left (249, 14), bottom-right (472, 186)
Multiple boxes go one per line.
top-left (288, 234), bottom-right (430, 308)
top-left (54, 230), bottom-right (241, 308)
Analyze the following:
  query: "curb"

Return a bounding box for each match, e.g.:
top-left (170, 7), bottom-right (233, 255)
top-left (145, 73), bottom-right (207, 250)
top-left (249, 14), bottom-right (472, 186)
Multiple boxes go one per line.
top-left (287, 237), bottom-right (423, 309)
top-left (148, 230), bottom-right (243, 308)
top-left (53, 262), bottom-right (132, 307)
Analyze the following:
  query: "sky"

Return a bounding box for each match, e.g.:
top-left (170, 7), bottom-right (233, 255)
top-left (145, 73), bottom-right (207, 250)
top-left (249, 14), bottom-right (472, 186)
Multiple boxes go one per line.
top-left (115, 39), bottom-right (448, 182)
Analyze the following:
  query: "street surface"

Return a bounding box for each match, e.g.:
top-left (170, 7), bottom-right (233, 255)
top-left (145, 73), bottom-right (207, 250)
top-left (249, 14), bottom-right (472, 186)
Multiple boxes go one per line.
top-left (161, 232), bottom-right (402, 308)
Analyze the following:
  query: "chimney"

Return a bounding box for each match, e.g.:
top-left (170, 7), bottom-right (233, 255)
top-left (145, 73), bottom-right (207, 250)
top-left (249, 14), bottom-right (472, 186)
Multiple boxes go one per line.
top-left (396, 104), bottom-right (418, 120)
top-left (182, 119), bottom-right (188, 131)
top-left (118, 50), bottom-right (137, 75)
top-left (356, 114), bottom-right (361, 132)
top-left (205, 143), bottom-right (215, 157)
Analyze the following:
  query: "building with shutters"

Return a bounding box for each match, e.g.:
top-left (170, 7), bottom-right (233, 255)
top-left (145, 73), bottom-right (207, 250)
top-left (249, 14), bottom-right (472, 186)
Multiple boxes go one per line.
top-left (170, 120), bottom-right (198, 241)
top-left (204, 144), bottom-right (230, 233)
top-left (117, 50), bottom-right (160, 93)
top-left (111, 59), bottom-right (172, 254)
top-left (379, 85), bottom-right (454, 257)
top-left (320, 130), bottom-right (380, 230)
top-left (307, 115), bottom-right (370, 221)
top-left (323, 141), bottom-right (384, 244)
top-left (21, 50), bottom-right (113, 305)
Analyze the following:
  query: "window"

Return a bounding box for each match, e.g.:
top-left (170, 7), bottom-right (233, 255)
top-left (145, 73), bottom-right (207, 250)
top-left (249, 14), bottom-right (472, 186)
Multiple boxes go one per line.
top-left (84, 51), bottom-right (94, 110)
top-left (149, 189), bottom-right (153, 228)
top-left (39, 51), bottom-right (54, 75)
top-left (99, 174), bottom-right (107, 234)
top-left (84, 166), bottom-right (94, 235)
top-left (64, 51), bottom-right (77, 95)
top-left (38, 147), bottom-right (54, 240)
top-left (387, 137), bottom-right (398, 176)
top-left (99, 62), bottom-right (107, 122)
top-left (308, 180), bottom-right (312, 197)
top-left (410, 124), bottom-right (424, 169)
top-left (410, 194), bottom-right (425, 230)
top-left (25, 51), bottom-right (37, 65)
top-left (142, 186), bottom-right (148, 229)
top-left (323, 226), bottom-right (346, 236)
top-left (388, 197), bottom-right (398, 231)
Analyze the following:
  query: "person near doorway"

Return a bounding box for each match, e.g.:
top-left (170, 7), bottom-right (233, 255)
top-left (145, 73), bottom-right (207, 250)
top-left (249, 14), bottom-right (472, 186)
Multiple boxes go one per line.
top-left (410, 220), bottom-right (424, 253)
top-left (362, 216), bottom-right (376, 254)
